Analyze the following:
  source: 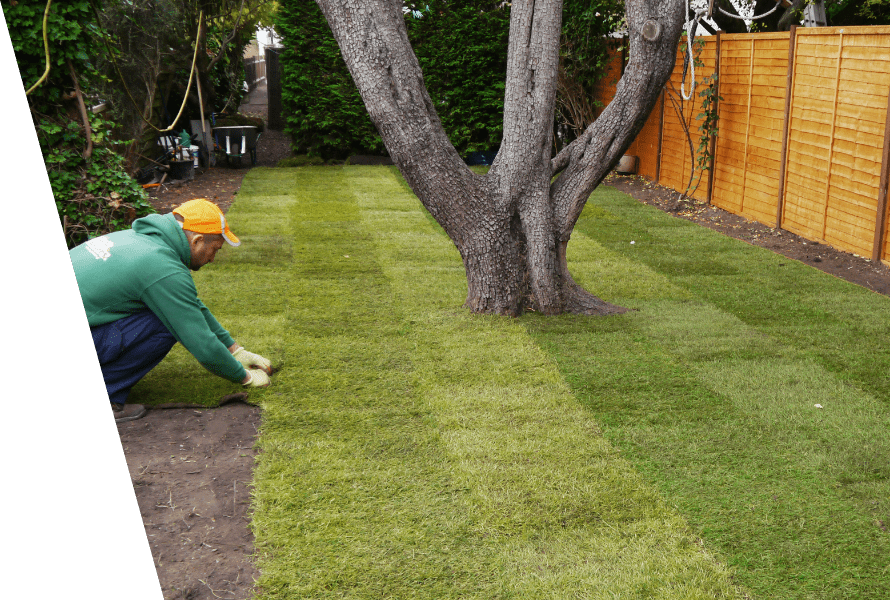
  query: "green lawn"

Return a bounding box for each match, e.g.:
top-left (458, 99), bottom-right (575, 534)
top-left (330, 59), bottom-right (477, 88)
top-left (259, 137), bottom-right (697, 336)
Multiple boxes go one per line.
top-left (134, 165), bottom-right (890, 599)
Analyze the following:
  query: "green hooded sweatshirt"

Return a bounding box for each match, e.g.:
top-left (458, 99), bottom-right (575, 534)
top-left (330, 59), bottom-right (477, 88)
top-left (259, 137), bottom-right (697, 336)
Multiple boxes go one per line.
top-left (70, 213), bottom-right (247, 383)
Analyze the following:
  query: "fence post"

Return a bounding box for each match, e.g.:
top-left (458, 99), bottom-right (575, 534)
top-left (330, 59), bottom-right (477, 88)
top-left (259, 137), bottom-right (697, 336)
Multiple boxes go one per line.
top-left (872, 84), bottom-right (890, 262)
top-left (706, 32), bottom-right (721, 205)
top-left (656, 89), bottom-right (665, 184)
top-left (266, 47), bottom-right (284, 131)
top-left (776, 25), bottom-right (797, 230)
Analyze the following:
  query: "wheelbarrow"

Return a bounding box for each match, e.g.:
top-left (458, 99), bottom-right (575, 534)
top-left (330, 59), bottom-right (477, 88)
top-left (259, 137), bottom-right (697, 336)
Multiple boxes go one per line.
top-left (212, 125), bottom-right (261, 167)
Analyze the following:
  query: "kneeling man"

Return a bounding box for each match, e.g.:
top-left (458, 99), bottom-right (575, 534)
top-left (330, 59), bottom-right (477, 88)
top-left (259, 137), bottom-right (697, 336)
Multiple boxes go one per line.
top-left (70, 199), bottom-right (273, 423)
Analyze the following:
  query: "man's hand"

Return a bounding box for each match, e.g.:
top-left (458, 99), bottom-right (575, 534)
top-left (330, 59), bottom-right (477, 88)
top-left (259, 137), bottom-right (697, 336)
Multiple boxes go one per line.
top-left (242, 369), bottom-right (271, 388)
top-left (232, 347), bottom-right (273, 374)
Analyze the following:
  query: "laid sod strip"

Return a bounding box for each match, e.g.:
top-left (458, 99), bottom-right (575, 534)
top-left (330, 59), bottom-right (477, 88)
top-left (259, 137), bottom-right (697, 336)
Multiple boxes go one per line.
top-left (243, 166), bottom-right (743, 599)
top-left (576, 187), bottom-right (890, 401)
top-left (247, 168), bottom-right (497, 598)
top-left (521, 188), bottom-right (890, 599)
top-left (386, 169), bottom-right (890, 596)
top-left (133, 165), bottom-right (890, 598)
top-left (351, 168), bottom-right (742, 599)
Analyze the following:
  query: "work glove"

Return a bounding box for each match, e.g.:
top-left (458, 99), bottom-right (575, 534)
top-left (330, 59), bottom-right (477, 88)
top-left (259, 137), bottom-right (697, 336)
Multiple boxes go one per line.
top-left (233, 347), bottom-right (273, 374)
top-left (242, 368), bottom-right (271, 388)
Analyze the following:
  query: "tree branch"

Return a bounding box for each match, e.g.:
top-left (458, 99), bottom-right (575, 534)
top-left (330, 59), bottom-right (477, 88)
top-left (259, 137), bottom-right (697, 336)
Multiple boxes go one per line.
top-left (207, 0), bottom-right (246, 72)
top-left (550, 0), bottom-right (686, 237)
top-left (67, 59), bottom-right (93, 160)
top-left (550, 130), bottom-right (587, 175)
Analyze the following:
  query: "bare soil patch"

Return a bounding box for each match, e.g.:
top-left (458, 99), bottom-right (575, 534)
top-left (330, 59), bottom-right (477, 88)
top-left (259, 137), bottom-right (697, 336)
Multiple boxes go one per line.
top-left (122, 149), bottom-right (890, 600)
top-left (117, 402), bottom-right (261, 600)
top-left (145, 127), bottom-right (294, 215)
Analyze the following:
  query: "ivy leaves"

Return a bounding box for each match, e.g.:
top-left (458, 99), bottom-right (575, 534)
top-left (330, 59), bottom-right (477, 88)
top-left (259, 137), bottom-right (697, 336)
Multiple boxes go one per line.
top-left (695, 73), bottom-right (721, 176)
top-left (6, 0), bottom-right (154, 247)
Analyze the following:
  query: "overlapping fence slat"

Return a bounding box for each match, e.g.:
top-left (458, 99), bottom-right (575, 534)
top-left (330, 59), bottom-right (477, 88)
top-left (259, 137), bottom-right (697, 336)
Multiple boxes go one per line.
top-left (589, 25), bottom-right (890, 265)
top-left (658, 38), bottom-right (717, 201)
top-left (712, 33), bottom-right (789, 226)
top-left (590, 45), bottom-right (662, 180)
top-left (781, 27), bottom-right (890, 258)
top-left (884, 193), bottom-right (890, 261)
top-left (626, 94), bottom-right (663, 181)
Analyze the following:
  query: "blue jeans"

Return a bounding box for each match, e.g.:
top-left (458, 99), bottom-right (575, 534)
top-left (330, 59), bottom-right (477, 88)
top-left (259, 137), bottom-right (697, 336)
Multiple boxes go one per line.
top-left (91, 310), bottom-right (177, 405)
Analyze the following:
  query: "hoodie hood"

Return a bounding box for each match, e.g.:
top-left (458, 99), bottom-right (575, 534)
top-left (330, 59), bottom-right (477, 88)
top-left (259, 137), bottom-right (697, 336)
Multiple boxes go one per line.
top-left (132, 213), bottom-right (191, 267)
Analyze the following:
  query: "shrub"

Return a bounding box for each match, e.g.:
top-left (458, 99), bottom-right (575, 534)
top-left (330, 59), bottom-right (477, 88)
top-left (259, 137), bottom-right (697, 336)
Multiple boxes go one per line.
top-left (276, 154), bottom-right (328, 168)
top-left (6, 0), bottom-right (154, 248)
top-left (42, 116), bottom-right (155, 248)
top-left (274, 0), bottom-right (383, 159)
top-left (275, 0), bottom-right (510, 158)
top-left (406, 0), bottom-right (510, 154)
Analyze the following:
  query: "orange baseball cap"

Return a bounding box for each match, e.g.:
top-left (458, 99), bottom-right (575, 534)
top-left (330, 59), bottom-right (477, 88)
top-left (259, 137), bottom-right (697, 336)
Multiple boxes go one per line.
top-left (172, 199), bottom-right (240, 247)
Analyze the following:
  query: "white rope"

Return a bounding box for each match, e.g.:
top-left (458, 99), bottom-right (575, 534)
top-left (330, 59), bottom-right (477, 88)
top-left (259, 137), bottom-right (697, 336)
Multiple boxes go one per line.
top-left (683, 0), bottom-right (781, 101)
top-left (680, 6), bottom-right (708, 100)
top-left (681, 30), bottom-right (695, 97)
top-left (717, 0), bottom-right (782, 21)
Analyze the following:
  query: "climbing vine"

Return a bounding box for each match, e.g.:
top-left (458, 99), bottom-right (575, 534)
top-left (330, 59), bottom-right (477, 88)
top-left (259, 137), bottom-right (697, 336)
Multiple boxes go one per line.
top-left (664, 35), bottom-right (721, 201)
top-left (695, 72), bottom-right (722, 180)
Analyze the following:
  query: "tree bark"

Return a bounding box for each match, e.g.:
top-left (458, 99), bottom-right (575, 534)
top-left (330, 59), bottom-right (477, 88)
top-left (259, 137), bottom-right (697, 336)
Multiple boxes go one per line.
top-left (315, 0), bottom-right (685, 316)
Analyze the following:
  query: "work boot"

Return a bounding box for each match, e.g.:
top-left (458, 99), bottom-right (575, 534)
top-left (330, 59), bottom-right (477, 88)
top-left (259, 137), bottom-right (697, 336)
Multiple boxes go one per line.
top-left (111, 402), bottom-right (146, 423)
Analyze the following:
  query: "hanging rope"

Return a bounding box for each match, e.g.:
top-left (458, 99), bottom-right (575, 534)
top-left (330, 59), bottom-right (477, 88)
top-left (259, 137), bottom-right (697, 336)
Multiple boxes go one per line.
top-left (25, 0), bottom-right (53, 95)
top-left (163, 20), bottom-right (202, 133)
top-left (680, 4), bottom-right (707, 100)
top-left (680, 0), bottom-right (784, 100)
top-left (717, 0), bottom-right (783, 21)
top-left (88, 0), bottom-right (202, 133)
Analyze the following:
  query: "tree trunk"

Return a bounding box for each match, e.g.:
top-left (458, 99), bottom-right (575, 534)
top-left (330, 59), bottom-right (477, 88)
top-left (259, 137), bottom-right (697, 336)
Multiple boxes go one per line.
top-left (315, 0), bottom-right (685, 316)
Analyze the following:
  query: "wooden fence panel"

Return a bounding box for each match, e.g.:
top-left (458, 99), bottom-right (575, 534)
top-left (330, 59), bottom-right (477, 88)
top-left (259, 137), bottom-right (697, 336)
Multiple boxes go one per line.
top-left (588, 26), bottom-right (890, 262)
top-left (659, 38), bottom-right (717, 200)
top-left (587, 44), bottom-right (662, 180)
top-left (781, 27), bottom-right (890, 258)
top-left (591, 48), bottom-right (624, 121)
top-left (711, 32), bottom-right (789, 226)
top-left (626, 94), bottom-right (662, 180)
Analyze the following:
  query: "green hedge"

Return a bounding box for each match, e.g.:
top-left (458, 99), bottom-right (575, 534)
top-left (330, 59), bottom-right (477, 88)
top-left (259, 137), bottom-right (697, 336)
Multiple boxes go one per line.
top-left (407, 0), bottom-right (509, 155)
top-left (275, 0), bottom-right (384, 159)
top-left (275, 0), bottom-right (509, 159)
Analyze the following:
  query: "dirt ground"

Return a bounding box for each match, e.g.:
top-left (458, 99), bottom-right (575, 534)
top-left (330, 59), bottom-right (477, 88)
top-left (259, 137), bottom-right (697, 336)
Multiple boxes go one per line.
top-left (121, 132), bottom-right (890, 600)
top-left (118, 403), bottom-right (262, 600)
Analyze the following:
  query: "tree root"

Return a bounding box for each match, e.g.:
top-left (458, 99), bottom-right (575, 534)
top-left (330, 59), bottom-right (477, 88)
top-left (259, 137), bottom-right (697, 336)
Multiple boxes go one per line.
top-left (562, 281), bottom-right (631, 316)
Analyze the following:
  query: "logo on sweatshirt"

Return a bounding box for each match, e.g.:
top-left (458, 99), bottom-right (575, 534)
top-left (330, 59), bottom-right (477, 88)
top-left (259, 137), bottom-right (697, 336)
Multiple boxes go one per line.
top-left (85, 237), bottom-right (114, 261)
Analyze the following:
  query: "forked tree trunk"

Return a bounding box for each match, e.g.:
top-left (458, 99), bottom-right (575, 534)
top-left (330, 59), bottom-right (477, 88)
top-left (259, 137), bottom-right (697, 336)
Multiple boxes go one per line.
top-left (315, 0), bottom-right (685, 316)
